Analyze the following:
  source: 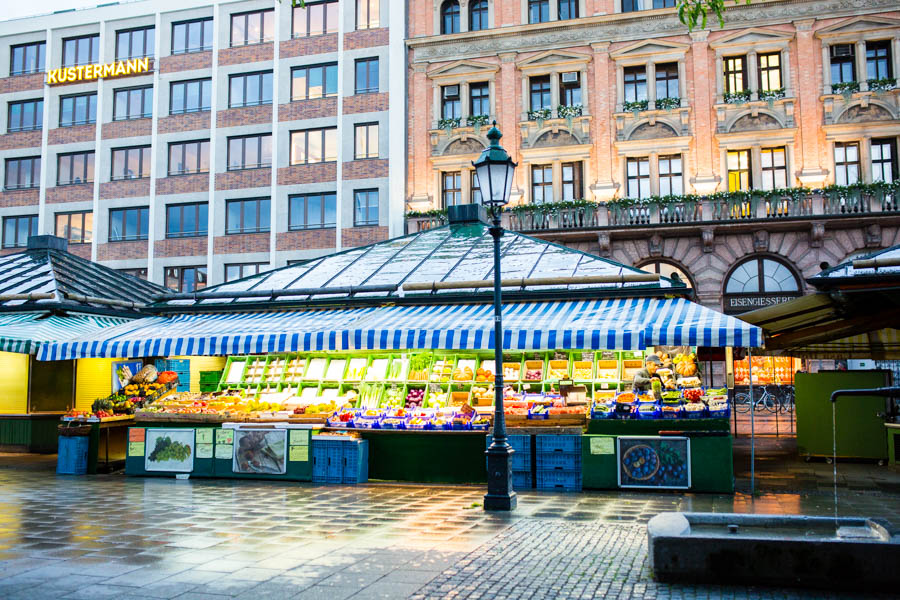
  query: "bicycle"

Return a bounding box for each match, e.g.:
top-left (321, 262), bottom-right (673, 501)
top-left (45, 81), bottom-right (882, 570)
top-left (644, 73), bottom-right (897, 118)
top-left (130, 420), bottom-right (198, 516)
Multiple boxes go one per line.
top-left (734, 385), bottom-right (782, 413)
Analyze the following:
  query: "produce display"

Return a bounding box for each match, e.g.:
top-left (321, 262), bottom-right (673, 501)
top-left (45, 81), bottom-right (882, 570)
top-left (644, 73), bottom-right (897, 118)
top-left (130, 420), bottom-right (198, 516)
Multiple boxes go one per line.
top-left (66, 367), bottom-right (178, 421)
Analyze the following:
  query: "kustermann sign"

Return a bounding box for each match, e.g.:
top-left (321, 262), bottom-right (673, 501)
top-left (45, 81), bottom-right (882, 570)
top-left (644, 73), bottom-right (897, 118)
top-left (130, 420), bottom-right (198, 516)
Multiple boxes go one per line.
top-left (46, 57), bottom-right (150, 85)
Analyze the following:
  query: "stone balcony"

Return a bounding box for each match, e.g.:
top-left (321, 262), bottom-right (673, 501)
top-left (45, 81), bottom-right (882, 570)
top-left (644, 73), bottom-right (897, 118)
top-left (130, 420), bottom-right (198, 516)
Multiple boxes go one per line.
top-left (821, 82), bottom-right (899, 125)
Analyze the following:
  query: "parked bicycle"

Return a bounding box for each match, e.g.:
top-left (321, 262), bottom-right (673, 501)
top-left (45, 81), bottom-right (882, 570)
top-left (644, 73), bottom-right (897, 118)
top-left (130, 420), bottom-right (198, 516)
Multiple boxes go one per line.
top-left (733, 385), bottom-right (794, 413)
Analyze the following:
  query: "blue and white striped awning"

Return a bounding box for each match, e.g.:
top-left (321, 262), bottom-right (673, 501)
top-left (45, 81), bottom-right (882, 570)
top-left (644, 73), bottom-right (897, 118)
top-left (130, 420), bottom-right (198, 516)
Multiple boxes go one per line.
top-left (0, 312), bottom-right (134, 355)
top-left (37, 298), bottom-right (762, 361)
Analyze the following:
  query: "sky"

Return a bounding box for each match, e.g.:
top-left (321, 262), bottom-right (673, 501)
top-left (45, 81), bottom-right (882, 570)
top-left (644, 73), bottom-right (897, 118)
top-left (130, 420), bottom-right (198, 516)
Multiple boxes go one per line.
top-left (4, 0), bottom-right (112, 21)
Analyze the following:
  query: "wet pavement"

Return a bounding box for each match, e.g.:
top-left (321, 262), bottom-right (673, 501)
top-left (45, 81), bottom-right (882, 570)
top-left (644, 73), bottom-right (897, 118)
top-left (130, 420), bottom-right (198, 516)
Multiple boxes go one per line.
top-left (0, 450), bottom-right (898, 599)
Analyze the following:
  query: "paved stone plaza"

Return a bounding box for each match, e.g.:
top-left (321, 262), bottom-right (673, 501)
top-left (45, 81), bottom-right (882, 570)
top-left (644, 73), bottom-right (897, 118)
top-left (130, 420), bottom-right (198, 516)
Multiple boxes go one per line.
top-left (0, 452), bottom-right (898, 600)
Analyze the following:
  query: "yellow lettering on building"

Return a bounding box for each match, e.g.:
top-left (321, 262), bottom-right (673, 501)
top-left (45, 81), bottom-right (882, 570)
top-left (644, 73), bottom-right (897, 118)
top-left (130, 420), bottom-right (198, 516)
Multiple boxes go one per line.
top-left (46, 58), bottom-right (151, 85)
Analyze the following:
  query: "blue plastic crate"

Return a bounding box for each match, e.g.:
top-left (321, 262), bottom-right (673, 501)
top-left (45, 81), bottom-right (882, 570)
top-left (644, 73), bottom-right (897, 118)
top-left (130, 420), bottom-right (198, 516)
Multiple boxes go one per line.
top-left (708, 407), bottom-right (730, 419)
top-left (684, 408), bottom-right (708, 419)
top-left (311, 440), bottom-right (328, 482)
top-left (326, 442), bottom-right (343, 483)
top-left (512, 471), bottom-right (533, 490)
top-left (342, 439), bottom-right (368, 483)
top-left (535, 435), bottom-right (581, 454)
top-left (155, 359), bottom-right (190, 372)
top-left (536, 451), bottom-right (581, 471)
top-left (485, 435), bottom-right (531, 471)
top-left (536, 469), bottom-right (582, 492)
top-left (57, 435), bottom-right (89, 475)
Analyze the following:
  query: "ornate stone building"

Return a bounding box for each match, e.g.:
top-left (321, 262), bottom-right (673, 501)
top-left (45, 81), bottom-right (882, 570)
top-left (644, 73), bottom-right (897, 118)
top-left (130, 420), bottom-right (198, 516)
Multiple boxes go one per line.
top-left (406, 0), bottom-right (900, 314)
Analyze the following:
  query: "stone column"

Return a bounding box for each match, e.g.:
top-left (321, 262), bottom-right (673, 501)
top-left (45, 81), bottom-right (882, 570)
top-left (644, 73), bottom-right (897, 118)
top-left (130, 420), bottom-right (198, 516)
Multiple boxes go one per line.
top-left (615, 62), bottom-right (624, 111)
top-left (714, 53), bottom-right (724, 103)
top-left (821, 44), bottom-right (831, 93)
top-left (894, 36), bottom-right (900, 87)
top-left (855, 40), bottom-right (867, 91)
top-left (590, 42), bottom-right (616, 201)
top-left (549, 0), bottom-right (558, 21)
top-left (579, 67), bottom-right (589, 114)
top-left (747, 51), bottom-right (758, 100)
top-left (461, 82), bottom-right (470, 120)
top-left (647, 62), bottom-right (657, 109)
top-left (689, 30), bottom-right (719, 194)
top-left (678, 59), bottom-right (687, 106)
top-left (432, 82), bottom-right (441, 125)
top-left (793, 19), bottom-right (828, 188)
top-left (460, 0), bottom-right (469, 32)
top-left (782, 47), bottom-right (792, 97)
top-left (860, 135), bottom-right (872, 184)
top-left (550, 72), bottom-right (560, 117)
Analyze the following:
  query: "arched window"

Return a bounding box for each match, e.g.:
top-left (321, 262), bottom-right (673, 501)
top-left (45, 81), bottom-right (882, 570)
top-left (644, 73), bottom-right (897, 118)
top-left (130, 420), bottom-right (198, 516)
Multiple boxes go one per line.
top-left (723, 256), bottom-right (801, 314)
top-left (441, 1), bottom-right (460, 34)
top-left (638, 260), bottom-right (694, 289)
top-left (470, 0), bottom-right (488, 31)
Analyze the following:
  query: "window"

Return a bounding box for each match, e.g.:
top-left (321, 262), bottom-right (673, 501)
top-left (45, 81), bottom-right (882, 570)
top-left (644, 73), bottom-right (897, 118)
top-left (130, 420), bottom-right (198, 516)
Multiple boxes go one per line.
top-left (561, 162), bottom-right (582, 201)
top-left (442, 85), bottom-right (461, 119)
top-left (355, 58), bottom-right (379, 94)
top-left (623, 0), bottom-right (675, 12)
top-left (170, 79), bottom-right (211, 114)
top-left (168, 140), bottom-right (209, 175)
top-left (62, 35), bottom-right (99, 68)
top-left (229, 72), bottom-right (273, 108)
top-left (118, 268), bottom-right (148, 280)
top-left (727, 150), bottom-right (751, 191)
top-left (531, 165), bottom-right (552, 203)
top-left (111, 146), bottom-right (151, 180)
top-left (113, 86), bottom-right (153, 121)
top-left (560, 72), bottom-right (581, 106)
top-left (172, 18), bottom-right (213, 54)
top-left (116, 26), bottom-right (155, 61)
top-left (57, 151), bottom-right (94, 185)
top-left (289, 128), bottom-right (337, 164)
top-left (470, 82), bottom-right (490, 117)
top-left (866, 41), bottom-right (892, 80)
top-left (354, 189), bottom-right (379, 226)
top-left (10, 41), bottom-right (45, 76)
top-left (655, 62), bottom-right (679, 100)
top-left (231, 10), bottom-right (274, 47)
top-left (109, 207), bottom-right (149, 242)
top-left (725, 257), bottom-right (799, 294)
top-left (59, 93), bottom-right (97, 127)
top-left (227, 134), bottom-right (272, 170)
top-left (830, 44), bottom-right (855, 84)
top-left (529, 0), bottom-right (549, 24)
top-left (658, 155), bottom-right (683, 196)
top-left (471, 171), bottom-right (482, 204)
top-left (166, 202), bottom-right (208, 238)
top-left (640, 260), bottom-right (693, 289)
top-left (2, 215), bottom-right (37, 248)
top-left (289, 192), bottom-right (336, 230)
top-left (834, 142), bottom-right (860, 186)
top-left (225, 263), bottom-right (267, 282)
top-left (559, 0), bottom-right (579, 20)
top-left (871, 138), bottom-right (896, 183)
top-left (470, 0), bottom-right (488, 31)
top-left (760, 147), bottom-right (787, 190)
top-left (226, 198), bottom-right (270, 234)
top-left (623, 66), bottom-right (647, 103)
top-left (55, 211), bottom-right (92, 244)
top-left (293, 0), bottom-right (339, 37)
top-left (292, 63), bottom-right (338, 100)
top-left (529, 76), bottom-right (551, 111)
top-left (5, 157), bottom-right (40, 190)
top-left (626, 157), bottom-right (650, 199)
top-left (8, 99), bottom-right (43, 132)
top-left (441, 1), bottom-right (460, 34)
top-left (357, 0), bottom-right (380, 30)
top-left (354, 123), bottom-right (379, 159)
top-left (724, 56), bottom-right (746, 94)
top-left (442, 172), bottom-right (462, 207)
top-left (165, 266), bottom-right (207, 293)
top-left (758, 52), bottom-right (782, 92)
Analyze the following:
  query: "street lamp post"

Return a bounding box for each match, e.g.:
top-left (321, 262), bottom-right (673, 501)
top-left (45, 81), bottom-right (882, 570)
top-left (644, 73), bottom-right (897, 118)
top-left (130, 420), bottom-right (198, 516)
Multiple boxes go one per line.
top-left (473, 122), bottom-right (517, 511)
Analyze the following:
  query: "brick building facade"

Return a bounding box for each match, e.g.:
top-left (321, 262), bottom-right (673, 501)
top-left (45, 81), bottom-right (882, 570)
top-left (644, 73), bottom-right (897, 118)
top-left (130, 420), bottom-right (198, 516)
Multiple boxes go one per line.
top-left (406, 0), bottom-right (900, 314)
top-left (0, 0), bottom-right (406, 290)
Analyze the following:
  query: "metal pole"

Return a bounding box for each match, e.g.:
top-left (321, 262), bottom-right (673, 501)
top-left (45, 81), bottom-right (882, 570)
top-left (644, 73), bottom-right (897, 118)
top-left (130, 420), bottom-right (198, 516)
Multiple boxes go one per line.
top-left (748, 346), bottom-right (755, 495)
top-left (484, 209), bottom-right (516, 511)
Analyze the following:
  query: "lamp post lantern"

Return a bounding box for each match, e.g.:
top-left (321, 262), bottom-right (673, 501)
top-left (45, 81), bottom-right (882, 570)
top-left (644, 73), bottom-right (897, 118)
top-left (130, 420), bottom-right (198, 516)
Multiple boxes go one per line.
top-left (473, 122), bottom-right (517, 511)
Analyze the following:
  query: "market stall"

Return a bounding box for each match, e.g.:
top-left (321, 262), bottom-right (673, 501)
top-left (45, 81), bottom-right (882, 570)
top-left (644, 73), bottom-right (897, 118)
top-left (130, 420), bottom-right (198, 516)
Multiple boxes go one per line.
top-left (39, 209), bottom-right (761, 490)
top-left (0, 236), bottom-right (165, 456)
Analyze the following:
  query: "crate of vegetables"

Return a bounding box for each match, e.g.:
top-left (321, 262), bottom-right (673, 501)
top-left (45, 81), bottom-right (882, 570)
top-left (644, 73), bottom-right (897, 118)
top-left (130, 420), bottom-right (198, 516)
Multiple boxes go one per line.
top-left (406, 353), bottom-right (432, 382)
top-left (502, 359), bottom-right (522, 382)
top-left (547, 359), bottom-right (570, 380)
top-left (404, 386), bottom-right (427, 409)
top-left (523, 359), bottom-right (544, 383)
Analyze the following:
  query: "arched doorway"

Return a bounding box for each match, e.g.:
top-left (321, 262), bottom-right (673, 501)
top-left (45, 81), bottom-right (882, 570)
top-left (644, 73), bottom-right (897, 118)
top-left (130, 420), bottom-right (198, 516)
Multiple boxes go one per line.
top-left (723, 255), bottom-right (802, 314)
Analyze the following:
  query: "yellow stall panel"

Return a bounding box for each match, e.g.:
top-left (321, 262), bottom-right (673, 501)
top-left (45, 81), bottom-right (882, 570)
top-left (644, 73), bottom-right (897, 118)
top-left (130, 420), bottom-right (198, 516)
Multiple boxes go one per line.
top-left (172, 356), bottom-right (226, 393)
top-left (0, 351), bottom-right (30, 414)
top-left (75, 358), bottom-right (115, 411)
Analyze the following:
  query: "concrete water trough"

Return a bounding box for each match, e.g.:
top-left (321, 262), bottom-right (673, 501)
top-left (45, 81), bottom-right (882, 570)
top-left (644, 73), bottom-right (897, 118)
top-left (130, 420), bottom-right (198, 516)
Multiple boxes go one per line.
top-left (648, 512), bottom-right (900, 592)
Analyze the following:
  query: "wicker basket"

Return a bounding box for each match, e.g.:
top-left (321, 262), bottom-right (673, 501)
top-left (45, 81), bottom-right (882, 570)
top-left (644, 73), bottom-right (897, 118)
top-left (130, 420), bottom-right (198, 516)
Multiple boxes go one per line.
top-left (58, 421), bottom-right (92, 436)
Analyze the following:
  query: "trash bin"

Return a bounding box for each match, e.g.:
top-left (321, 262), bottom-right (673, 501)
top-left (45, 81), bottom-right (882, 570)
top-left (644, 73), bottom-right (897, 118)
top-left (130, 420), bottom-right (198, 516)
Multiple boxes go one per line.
top-left (57, 422), bottom-right (91, 475)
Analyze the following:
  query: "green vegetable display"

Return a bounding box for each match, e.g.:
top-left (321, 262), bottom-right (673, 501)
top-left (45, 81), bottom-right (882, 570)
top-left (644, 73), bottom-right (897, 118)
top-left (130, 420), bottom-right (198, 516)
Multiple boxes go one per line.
top-left (409, 354), bottom-right (430, 372)
top-left (148, 436), bottom-right (192, 462)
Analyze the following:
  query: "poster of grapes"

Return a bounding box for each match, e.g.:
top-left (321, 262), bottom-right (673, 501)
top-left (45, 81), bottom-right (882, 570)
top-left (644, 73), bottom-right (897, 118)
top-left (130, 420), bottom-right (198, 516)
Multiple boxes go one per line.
top-left (617, 436), bottom-right (690, 489)
top-left (144, 429), bottom-right (195, 472)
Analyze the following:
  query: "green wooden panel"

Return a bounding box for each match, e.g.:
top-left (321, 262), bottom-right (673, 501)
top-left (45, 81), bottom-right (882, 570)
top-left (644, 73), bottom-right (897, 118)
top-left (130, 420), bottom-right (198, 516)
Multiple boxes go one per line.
top-left (689, 435), bottom-right (734, 493)
top-left (356, 431), bottom-right (487, 484)
top-left (587, 418), bottom-right (729, 435)
top-left (29, 417), bottom-right (61, 453)
top-left (582, 435), bottom-right (618, 489)
top-left (795, 371), bottom-right (889, 460)
top-left (0, 418), bottom-right (30, 447)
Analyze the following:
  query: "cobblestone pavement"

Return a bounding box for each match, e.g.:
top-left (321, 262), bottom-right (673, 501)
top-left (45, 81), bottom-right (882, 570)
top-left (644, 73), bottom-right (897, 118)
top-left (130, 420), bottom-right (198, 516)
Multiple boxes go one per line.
top-left (0, 455), bottom-right (898, 599)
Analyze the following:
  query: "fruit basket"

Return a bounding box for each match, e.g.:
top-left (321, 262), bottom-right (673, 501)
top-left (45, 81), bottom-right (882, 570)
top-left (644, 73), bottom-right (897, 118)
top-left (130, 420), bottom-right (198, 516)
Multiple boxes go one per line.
top-left (523, 360), bottom-right (543, 382)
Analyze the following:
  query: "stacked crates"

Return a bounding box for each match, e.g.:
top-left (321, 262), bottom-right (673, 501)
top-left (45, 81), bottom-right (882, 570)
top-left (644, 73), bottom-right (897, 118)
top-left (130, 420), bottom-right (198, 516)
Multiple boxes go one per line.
top-left (198, 370), bottom-right (223, 393)
top-left (155, 359), bottom-right (190, 392)
top-left (485, 434), bottom-right (532, 489)
top-left (535, 435), bottom-right (582, 491)
top-left (311, 437), bottom-right (369, 484)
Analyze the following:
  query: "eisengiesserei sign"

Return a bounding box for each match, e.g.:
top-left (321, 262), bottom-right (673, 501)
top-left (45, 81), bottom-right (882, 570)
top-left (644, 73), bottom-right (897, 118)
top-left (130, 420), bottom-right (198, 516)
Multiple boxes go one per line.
top-left (46, 57), bottom-right (151, 85)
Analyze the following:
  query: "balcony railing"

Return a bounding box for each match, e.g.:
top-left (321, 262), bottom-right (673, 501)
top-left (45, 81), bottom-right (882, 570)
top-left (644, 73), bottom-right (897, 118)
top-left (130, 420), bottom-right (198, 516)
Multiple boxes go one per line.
top-left (405, 183), bottom-right (900, 234)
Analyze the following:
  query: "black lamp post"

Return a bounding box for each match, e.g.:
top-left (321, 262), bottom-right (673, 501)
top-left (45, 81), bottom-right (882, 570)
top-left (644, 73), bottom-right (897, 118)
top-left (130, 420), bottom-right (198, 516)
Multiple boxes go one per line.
top-left (473, 122), bottom-right (517, 511)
